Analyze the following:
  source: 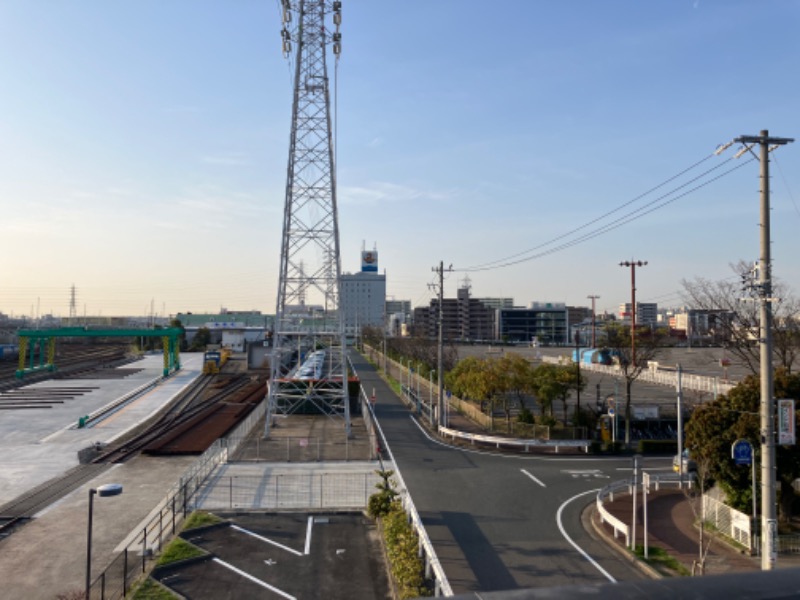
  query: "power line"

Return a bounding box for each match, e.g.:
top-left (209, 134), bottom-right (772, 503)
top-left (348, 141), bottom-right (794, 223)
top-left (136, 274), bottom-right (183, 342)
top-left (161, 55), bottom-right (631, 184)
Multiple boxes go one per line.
top-left (462, 157), bottom-right (754, 272)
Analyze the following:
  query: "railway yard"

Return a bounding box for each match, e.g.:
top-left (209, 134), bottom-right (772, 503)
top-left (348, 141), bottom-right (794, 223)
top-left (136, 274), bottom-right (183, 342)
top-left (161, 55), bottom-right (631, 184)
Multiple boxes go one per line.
top-left (0, 344), bottom-right (380, 599)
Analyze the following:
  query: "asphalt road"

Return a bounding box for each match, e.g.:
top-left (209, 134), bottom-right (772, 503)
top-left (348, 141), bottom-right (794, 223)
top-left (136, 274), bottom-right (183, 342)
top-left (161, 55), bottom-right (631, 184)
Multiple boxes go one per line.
top-left (351, 351), bottom-right (660, 595)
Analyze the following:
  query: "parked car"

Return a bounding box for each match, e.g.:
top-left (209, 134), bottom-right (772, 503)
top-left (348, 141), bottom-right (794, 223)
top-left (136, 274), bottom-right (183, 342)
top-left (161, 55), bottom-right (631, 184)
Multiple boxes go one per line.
top-left (673, 450), bottom-right (697, 473)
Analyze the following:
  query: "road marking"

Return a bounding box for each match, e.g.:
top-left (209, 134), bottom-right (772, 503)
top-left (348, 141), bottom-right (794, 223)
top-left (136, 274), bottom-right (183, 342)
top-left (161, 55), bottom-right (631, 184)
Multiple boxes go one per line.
top-left (305, 516), bottom-right (313, 555)
top-left (556, 489), bottom-right (616, 583)
top-left (231, 524), bottom-right (303, 556)
top-left (520, 468), bottom-right (546, 487)
top-left (264, 558), bottom-right (276, 566)
top-left (213, 558), bottom-right (296, 600)
top-left (562, 469), bottom-right (609, 479)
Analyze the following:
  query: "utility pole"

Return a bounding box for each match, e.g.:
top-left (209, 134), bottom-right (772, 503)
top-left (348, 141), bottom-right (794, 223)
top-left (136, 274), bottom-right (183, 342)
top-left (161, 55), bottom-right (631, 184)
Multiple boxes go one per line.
top-left (587, 294), bottom-right (600, 348)
top-left (619, 261), bottom-right (647, 367)
top-left (734, 130), bottom-right (794, 571)
top-left (574, 331), bottom-right (581, 416)
top-left (431, 262), bottom-right (453, 428)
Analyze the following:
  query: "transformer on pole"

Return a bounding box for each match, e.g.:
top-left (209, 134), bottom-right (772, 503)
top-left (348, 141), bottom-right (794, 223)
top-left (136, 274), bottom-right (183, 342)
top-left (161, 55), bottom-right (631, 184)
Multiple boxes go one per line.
top-left (266, 0), bottom-right (350, 437)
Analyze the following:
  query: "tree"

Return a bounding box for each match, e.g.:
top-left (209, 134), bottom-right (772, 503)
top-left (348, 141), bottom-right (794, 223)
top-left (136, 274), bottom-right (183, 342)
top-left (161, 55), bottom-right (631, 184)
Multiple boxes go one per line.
top-left (529, 363), bottom-right (562, 423)
top-left (685, 369), bottom-right (800, 523)
top-left (170, 318), bottom-right (187, 351)
top-left (603, 322), bottom-right (667, 445)
top-left (447, 356), bottom-right (511, 431)
top-left (682, 261), bottom-right (800, 375)
top-left (190, 327), bottom-right (211, 351)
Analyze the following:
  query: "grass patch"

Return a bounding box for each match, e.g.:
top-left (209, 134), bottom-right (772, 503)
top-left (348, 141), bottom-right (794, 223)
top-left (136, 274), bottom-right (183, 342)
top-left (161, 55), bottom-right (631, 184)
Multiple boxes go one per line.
top-left (130, 578), bottom-right (180, 600)
top-left (182, 510), bottom-right (224, 531)
top-left (156, 537), bottom-right (207, 567)
top-left (633, 545), bottom-right (690, 576)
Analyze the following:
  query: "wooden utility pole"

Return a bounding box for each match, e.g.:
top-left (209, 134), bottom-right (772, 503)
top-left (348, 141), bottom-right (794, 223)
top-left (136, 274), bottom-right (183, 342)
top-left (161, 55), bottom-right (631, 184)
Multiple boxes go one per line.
top-left (619, 261), bottom-right (647, 366)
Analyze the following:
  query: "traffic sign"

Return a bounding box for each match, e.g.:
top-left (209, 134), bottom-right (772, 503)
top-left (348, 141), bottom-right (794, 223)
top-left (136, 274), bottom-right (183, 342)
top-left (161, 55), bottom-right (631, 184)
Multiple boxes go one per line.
top-left (731, 439), bottom-right (753, 466)
top-left (608, 408), bottom-right (615, 417)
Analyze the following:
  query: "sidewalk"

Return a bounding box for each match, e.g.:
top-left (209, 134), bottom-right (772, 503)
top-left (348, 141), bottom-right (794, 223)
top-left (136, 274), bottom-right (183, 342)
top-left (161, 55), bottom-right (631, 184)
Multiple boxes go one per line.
top-left (592, 488), bottom-right (800, 576)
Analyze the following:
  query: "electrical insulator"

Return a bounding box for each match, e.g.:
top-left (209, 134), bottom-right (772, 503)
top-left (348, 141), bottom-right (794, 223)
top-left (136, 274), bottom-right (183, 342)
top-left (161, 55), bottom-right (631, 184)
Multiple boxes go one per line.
top-left (333, 12), bottom-right (341, 26)
top-left (283, 40), bottom-right (292, 55)
top-left (283, 9), bottom-right (292, 23)
top-left (333, 32), bottom-right (341, 42)
top-left (333, 42), bottom-right (341, 55)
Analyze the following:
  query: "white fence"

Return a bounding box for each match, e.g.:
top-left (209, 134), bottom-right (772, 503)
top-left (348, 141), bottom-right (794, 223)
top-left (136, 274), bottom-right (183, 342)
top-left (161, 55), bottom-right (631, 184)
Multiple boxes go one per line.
top-left (439, 425), bottom-right (590, 453)
top-left (702, 493), bottom-right (752, 550)
top-left (543, 356), bottom-right (735, 396)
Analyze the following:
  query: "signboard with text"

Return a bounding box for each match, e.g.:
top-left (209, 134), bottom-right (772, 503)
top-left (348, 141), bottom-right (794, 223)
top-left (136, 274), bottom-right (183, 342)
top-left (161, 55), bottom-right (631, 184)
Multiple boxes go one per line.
top-left (778, 399), bottom-right (796, 445)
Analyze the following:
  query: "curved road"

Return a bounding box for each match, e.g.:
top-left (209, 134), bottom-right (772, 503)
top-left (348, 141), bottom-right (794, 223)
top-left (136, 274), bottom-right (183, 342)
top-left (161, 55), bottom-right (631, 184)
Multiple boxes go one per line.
top-left (352, 351), bottom-right (659, 594)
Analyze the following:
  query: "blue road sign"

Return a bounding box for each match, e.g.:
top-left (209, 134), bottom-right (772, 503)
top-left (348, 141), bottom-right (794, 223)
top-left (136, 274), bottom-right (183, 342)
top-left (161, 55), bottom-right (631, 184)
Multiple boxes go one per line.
top-left (732, 439), bottom-right (753, 466)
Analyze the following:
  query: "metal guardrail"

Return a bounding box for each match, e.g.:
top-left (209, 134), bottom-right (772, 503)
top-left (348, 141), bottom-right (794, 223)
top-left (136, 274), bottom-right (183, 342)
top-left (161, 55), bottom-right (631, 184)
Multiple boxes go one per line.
top-left (438, 425), bottom-right (590, 453)
top-left (596, 480), bottom-right (632, 547)
top-left (596, 472), bottom-right (694, 552)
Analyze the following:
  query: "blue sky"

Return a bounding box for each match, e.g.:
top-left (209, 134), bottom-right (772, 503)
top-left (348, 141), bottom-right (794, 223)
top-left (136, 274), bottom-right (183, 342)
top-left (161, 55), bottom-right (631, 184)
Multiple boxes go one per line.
top-left (0, 1), bottom-right (798, 318)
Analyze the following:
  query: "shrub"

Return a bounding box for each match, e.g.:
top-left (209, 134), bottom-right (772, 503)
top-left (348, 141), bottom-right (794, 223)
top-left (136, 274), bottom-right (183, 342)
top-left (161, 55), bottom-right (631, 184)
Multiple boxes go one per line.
top-left (368, 469), bottom-right (399, 519)
top-left (637, 439), bottom-right (678, 454)
top-left (382, 501), bottom-right (429, 599)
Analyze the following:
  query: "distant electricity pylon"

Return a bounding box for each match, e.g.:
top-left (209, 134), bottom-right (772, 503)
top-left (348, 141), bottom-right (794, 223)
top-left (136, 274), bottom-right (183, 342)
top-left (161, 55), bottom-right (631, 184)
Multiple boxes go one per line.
top-left (266, 0), bottom-right (349, 437)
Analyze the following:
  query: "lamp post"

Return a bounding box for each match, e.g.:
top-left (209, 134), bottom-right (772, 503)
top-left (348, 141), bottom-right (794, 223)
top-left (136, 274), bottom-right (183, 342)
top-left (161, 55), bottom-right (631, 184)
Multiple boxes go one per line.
top-left (86, 483), bottom-right (123, 599)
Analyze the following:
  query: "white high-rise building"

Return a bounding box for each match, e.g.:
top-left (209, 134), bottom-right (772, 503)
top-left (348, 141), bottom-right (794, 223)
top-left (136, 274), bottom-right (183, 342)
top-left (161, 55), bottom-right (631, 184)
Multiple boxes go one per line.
top-left (340, 248), bottom-right (386, 337)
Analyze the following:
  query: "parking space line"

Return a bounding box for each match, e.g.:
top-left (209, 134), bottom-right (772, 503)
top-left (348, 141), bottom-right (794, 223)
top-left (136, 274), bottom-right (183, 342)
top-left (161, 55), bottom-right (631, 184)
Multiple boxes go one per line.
top-left (230, 524), bottom-right (303, 556)
top-left (305, 516), bottom-right (313, 555)
top-left (213, 558), bottom-right (297, 600)
top-left (520, 468), bottom-right (546, 488)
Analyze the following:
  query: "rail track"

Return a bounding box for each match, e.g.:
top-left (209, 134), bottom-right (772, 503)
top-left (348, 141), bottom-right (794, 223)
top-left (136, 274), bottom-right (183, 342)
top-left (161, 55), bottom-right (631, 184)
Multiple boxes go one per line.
top-left (92, 374), bottom-right (264, 463)
top-left (0, 463), bottom-right (112, 538)
top-left (0, 342), bottom-right (137, 391)
top-left (0, 353), bottom-right (266, 540)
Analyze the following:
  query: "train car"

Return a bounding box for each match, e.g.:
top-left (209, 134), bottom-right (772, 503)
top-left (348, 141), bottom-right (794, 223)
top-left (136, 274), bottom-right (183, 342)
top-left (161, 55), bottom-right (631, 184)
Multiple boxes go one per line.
top-left (203, 350), bottom-right (222, 374)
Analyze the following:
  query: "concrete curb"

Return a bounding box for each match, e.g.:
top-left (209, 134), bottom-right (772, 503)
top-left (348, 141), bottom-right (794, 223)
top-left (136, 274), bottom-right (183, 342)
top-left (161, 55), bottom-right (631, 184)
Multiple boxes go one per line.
top-left (585, 503), bottom-right (663, 580)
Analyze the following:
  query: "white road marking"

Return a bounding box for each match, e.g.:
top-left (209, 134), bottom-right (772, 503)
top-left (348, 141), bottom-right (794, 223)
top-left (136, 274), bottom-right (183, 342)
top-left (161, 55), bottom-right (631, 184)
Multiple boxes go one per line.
top-left (556, 489), bottom-right (617, 583)
top-left (230, 524), bottom-right (303, 556)
top-left (213, 558), bottom-right (296, 600)
top-left (305, 516), bottom-right (313, 555)
top-left (562, 469), bottom-right (610, 479)
top-left (520, 468), bottom-right (546, 487)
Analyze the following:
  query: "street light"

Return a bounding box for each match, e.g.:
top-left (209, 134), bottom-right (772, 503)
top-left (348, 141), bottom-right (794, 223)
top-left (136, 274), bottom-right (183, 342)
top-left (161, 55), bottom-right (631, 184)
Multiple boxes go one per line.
top-left (86, 483), bottom-right (123, 599)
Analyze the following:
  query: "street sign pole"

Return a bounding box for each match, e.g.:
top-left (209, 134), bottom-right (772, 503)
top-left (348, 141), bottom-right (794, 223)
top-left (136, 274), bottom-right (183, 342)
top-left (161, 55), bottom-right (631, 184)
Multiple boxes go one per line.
top-left (642, 471), bottom-right (650, 559)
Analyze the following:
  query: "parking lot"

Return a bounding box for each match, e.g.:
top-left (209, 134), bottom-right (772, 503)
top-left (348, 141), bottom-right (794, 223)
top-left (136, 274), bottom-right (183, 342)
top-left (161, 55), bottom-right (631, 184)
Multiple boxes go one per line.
top-left (153, 512), bottom-right (391, 600)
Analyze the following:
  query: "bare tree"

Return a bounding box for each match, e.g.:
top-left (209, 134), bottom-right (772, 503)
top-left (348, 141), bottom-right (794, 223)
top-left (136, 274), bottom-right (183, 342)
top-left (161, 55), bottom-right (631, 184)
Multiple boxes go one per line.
top-left (684, 456), bottom-right (713, 576)
top-left (603, 322), bottom-right (667, 446)
top-left (681, 261), bottom-right (800, 375)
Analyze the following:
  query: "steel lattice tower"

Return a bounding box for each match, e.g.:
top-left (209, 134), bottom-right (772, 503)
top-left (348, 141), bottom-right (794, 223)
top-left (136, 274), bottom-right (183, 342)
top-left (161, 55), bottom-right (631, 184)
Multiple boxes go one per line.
top-left (266, 0), bottom-right (349, 436)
